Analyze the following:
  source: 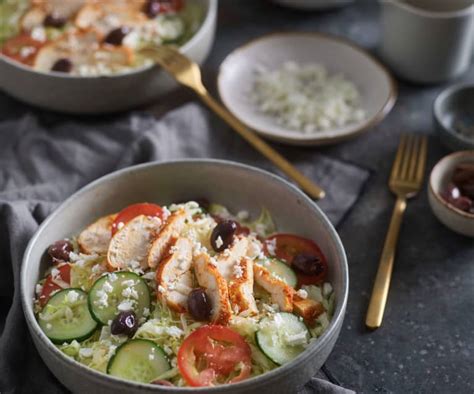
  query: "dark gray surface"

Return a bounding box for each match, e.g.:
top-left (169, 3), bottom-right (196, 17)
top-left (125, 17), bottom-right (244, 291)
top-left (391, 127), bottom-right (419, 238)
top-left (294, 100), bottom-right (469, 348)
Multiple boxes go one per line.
top-left (0, 1), bottom-right (473, 394)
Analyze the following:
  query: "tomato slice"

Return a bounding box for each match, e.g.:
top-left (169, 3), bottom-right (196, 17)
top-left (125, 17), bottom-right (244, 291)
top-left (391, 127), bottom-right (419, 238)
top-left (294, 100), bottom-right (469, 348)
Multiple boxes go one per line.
top-left (111, 203), bottom-right (164, 235)
top-left (39, 263), bottom-right (71, 306)
top-left (1, 33), bottom-right (44, 65)
top-left (177, 325), bottom-right (252, 387)
top-left (264, 233), bottom-right (328, 286)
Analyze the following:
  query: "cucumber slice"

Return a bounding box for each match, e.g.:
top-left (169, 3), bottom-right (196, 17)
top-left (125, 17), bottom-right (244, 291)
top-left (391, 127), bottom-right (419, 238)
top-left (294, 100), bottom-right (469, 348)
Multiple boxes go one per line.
top-left (107, 339), bottom-right (170, 383)
top-left (258, 259), bottom-right (297, 288)
top-left (88, 272), bottom-right (151, 325)
top-left (256, 312), bottom-right (310, 365)
top-left (38, 288), bottom-right (97, 344)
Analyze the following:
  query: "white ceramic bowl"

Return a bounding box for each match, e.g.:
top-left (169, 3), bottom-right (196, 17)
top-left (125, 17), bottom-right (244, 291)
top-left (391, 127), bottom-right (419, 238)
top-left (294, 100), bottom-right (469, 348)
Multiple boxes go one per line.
top-left (271, 0), bottom-right (354, 10)
top-left (428, 151), bottom-right (474, 237)
top-left (0, 0), bottom-right (217, 114)
top-left (218, 32), bottom-right (397, 146)
top-left (21, 160), bottom-right (348, 394)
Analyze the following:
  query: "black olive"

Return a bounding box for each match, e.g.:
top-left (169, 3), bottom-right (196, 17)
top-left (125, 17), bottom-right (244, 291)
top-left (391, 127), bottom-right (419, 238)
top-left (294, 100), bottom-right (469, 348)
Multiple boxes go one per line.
top-left (292, 253), bottom-right (324, 276)
top-left (110, 311), bottom-right (138, 337)
top-left (143, 0), bottom-right (162, 18)
top-left (187, 288), bottom-right (212, 321)
top-left (103, 26), bottom-right (130, 46)
top-left (43, 13), bottom-right (66, 28)
top-left (48, 240), bottom-right (73, 263)
top-left (51, 58), bottom-right (73, 73)
top-left (210, 220), bottom-right (237, 252)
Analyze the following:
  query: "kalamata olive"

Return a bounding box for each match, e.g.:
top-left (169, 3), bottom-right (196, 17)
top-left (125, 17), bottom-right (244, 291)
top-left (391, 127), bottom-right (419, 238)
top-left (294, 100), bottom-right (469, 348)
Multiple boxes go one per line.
top-left (51, 58), bottom-right (72, 73)
top-left (450, 196), bottom-right (472, 212)
top-left (111, 311), bottom-right (138, 337)
top-left (151, 380), bottom-right (174, 386)
top-left (43, 13), bottom-right (66, 28)
top-left (48, 240), bottom-right (73, 264)
top-left (452, 163), bottom-right (474, 199)
top-left (292, 253), bottom-right (324, 276)
top-left (104, 26), bottom-right (130, 46)
top-left (210, 220), bottom-right (237, 252)
top-left (187, 288), bottom-right (212, 321)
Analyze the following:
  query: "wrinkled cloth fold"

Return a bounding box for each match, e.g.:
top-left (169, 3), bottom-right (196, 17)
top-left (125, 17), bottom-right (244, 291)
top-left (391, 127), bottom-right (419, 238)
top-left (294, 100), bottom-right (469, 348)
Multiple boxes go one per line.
top-left (0, 103), bottom-right (362, 393)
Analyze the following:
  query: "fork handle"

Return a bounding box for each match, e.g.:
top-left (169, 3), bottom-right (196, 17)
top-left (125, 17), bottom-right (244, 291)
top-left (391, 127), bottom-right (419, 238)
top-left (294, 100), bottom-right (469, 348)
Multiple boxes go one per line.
top-left (198, 90), bottom-right (325, 200)
top-left (366, 196), bottom-right (407, 329)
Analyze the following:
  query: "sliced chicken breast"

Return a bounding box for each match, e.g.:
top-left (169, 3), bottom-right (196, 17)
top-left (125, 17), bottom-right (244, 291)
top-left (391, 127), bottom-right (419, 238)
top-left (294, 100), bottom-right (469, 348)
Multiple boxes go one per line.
top-left (193, 253), bottom-right (232, 325)
top-left (147, 209), bottom-right (187, 268)
top-left (228, 257), bottom-right (258, 316)
top-left (107, 214), bottom-right (162, 270)
top-left (254, 264), bottom-right (294, 312)
top-left (292, 296), bottom-right (325, 324)
top-left (77, 213), bottom-right (117, 255)
top-left (156, 237), bottom-right (193, 313)
top-left (215, 236), bottom-right (249, 281)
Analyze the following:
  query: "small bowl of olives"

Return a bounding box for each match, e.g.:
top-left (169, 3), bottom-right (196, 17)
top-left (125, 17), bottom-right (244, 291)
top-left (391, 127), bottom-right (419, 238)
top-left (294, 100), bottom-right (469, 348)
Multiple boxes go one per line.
top-left (428, 150), bottom-right (474, 237)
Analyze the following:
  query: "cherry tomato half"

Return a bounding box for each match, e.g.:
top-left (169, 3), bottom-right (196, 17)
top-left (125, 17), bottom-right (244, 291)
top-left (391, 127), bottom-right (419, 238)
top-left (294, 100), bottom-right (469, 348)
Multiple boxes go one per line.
top-left (264, 233), bottom-right (328, 286)
top-left (111, 203), bottom-right (164, 235)
top-left (1, 33), bottom-right (44, 65)
top-left (177, 325), bottom-right (252, 387)
top-left (39, 263), bottom-right (71, 306)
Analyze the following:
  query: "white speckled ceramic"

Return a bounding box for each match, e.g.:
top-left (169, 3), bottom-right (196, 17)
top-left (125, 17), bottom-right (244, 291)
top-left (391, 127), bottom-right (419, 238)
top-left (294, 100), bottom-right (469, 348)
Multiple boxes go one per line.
top-left (0, 0), bottom-right (217, 114)
top-left (21, 160), bottom-right (348, 394)
top-left (218, 32), bottom-right (397, 146)
top-left (380, 0), bottom-right (474, 84)
top-left (428, 151), bottom-right (474, 237)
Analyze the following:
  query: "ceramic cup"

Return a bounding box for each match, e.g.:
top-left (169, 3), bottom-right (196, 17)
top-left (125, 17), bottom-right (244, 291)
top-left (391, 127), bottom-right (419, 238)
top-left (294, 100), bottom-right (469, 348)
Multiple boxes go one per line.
top-left (379, 0), bottom-right (474, 84)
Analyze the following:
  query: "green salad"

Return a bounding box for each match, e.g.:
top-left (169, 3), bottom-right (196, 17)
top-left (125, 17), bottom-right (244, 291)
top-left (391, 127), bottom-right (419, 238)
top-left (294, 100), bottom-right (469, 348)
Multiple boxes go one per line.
top-left (35, 200), bottom-right (334, 387)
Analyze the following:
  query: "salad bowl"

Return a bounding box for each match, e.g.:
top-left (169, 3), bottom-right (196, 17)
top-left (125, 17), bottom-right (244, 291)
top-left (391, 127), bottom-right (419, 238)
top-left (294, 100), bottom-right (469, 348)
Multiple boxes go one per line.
top-left (21, 159), bottom-right (348, 393)
top-left (0, 0), bottom-right (217, 114)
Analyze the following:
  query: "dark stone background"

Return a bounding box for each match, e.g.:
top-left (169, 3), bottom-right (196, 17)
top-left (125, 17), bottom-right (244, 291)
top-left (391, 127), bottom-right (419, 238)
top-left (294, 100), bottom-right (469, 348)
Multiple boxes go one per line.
top-left (1, 1), bottom-right (473, 393)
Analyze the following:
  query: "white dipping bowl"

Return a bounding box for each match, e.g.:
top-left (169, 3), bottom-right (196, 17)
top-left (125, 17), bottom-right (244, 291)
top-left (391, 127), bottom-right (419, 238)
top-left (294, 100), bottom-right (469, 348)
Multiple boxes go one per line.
top-left (218, 32), bottom-right (397, 146)
top-left (428, 151), bottom-right (474, 237)
top-left (0, 0), bottom-right (217, 114)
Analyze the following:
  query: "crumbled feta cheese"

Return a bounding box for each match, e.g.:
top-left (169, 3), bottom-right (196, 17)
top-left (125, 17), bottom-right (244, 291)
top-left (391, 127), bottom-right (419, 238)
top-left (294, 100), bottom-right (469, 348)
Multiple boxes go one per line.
top-left (149, 353), bottom-right (155, 360)
top-left (66, 290), bottom-right (80, 303)
top-left (143, 307), bottom-right (150, 317)
top-left (296, 289), bottom-right (308, 299)
top-left (35, 284), bottom-right (43, 296)
top-left (51, 267), bottom-right (60, 279)
top-left (122, 287), bottom-right (139, 300)
top-left (323, 282), bottom-right (333, 297)
top-left (95, 290), bottom-right (109, 308)
top-left (46, 323), bottom-right (52, 330)
top-left (121, 279), bottom-right (136, 287)
top-left (117, 300), bottom-right (135, 311)
top-left (31, 26), bottom-right (46, 42)
top-left (158, 285), bottom-right (166, 294)
top-left (108, 273), bottom-right (118, 282)
top-left (266, 238), bottom-right (277, 256)
top-left (233, 263), bottom-right (244, 279)
top-left (117, 222), bottom-right (125, 230)
top-left (250, 61), bottom-right (366, 134)
top-left (163, 345), bottom-right (173, 355)
top-left (274, 313), bottom-right (284, 327)
top-left (141, 272), bottom-right (156, 280)
top-left (284, 331), bottom-right (309, 346)
top-left (102, 281), bottom-right (113, 294)
top-left (79, 348), bottom-right (94, 358)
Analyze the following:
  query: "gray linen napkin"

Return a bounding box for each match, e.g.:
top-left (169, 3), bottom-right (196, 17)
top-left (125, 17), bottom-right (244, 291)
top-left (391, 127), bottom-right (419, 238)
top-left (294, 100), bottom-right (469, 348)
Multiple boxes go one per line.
top-left (0, 103), bottom-right (361, 394)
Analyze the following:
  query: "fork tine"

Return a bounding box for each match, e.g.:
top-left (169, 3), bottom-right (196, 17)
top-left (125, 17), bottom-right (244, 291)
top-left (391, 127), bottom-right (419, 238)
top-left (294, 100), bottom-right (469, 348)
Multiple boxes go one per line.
top-left (415, 135), bottom-right (428, 184)
top-left (399, 134), bottom-right (413, 179)
top-left (391, 134), bottom-right (408, 180)
top-left (407, 135), bottom-right (421, 181)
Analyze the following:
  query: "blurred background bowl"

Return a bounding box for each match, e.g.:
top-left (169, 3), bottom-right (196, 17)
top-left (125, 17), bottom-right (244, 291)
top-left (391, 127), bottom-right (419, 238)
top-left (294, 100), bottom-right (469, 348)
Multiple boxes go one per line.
top-left (0, 0), bottom-right (217, 114)
top-left (434, 84), bottom-right (474, 151)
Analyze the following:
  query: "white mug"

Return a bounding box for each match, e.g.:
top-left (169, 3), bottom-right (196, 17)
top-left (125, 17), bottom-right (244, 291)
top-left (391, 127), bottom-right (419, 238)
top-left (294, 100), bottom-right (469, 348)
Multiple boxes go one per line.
top-left (380, 0), bottom-right (474, 84)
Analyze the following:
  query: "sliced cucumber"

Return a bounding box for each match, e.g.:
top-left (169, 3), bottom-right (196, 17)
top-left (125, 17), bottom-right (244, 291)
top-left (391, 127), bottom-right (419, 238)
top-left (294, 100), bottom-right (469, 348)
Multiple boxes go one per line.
top-left (257, 259), bottom-right (297, 288)
top-left (256, 312), bottom-right (310, 365)
top-left (38, 288), bottom-right (97, 344)
top-left (107, 339), bottom-right (170, 383)
top-left (88, 272), bottom-right (150, 325)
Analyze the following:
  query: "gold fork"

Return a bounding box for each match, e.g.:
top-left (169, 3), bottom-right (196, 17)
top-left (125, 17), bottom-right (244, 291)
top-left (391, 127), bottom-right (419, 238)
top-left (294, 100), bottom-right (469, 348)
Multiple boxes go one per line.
top-left (366, 134), bottom-right (428, 329)
top-left (139, 46), bottom-right (325, 200)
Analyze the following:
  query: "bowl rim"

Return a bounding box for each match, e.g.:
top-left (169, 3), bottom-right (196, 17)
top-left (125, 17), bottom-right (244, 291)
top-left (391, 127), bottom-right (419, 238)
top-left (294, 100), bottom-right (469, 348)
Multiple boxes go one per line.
top-left (21, 158), bottom-right (349, 392)
top-left (433, 83), bottom-right (474, 148)
top-left (382, 0), bottom-right (474, 19)
top-left (217, 31), bottom-right (398, 146)
top-left (429, 150), bottom-right (474, 219)
top-left (0, 0), bottom-right (217, 80)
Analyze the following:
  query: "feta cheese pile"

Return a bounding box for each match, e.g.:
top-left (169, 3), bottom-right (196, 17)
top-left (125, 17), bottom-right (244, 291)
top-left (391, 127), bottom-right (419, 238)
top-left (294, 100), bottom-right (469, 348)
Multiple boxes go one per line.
top-left (250, 61), bottom-right (366, 133)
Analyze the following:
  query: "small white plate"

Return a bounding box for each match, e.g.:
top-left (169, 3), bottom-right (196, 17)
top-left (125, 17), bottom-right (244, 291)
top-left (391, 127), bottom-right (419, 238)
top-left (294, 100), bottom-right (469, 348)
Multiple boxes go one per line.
top-left (218, 32), bottom-right (397, 146)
